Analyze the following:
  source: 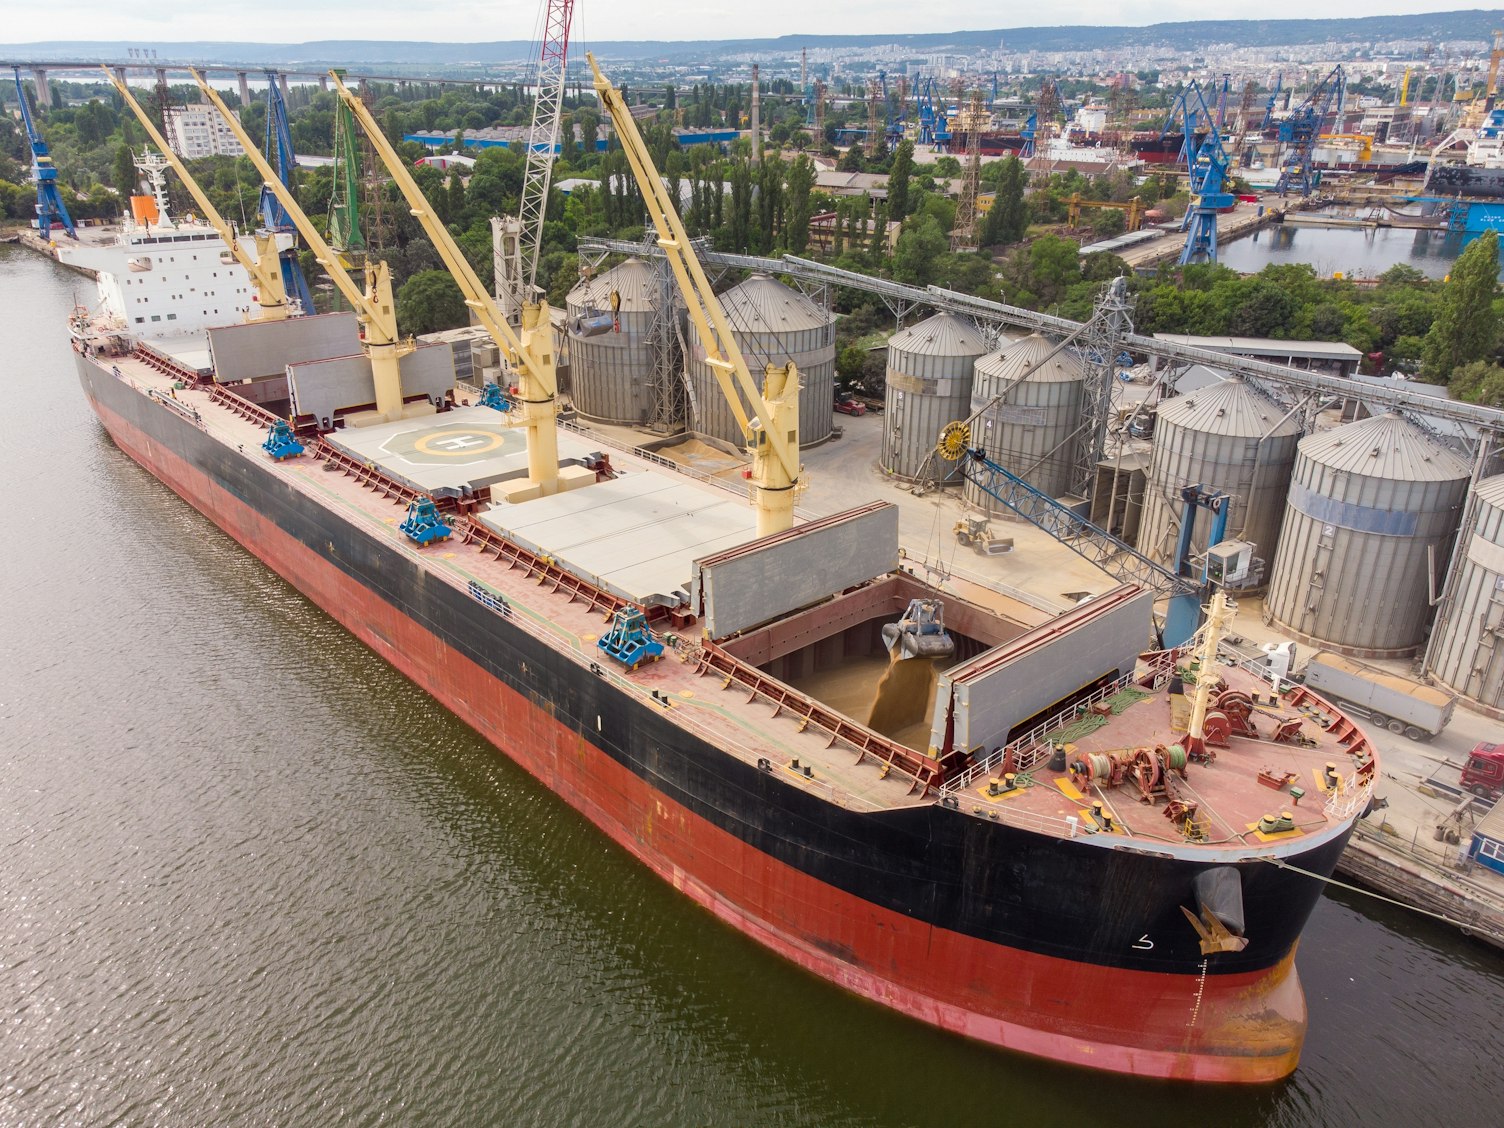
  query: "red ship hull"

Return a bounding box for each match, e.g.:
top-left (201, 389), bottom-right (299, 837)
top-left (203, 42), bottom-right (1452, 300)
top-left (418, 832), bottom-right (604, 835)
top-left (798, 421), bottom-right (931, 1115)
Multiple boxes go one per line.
top-left (78, 355), bottom-right (1343, 1083)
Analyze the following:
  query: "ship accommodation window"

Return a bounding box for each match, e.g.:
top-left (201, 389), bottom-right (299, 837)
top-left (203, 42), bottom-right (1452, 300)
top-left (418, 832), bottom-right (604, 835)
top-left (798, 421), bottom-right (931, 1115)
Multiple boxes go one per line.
top-left (151, 315), bottom-right (160, 322)
top-left (135, 316), bottom-right (144, 324)
top-left (167, 313), bottom-right (177, 320)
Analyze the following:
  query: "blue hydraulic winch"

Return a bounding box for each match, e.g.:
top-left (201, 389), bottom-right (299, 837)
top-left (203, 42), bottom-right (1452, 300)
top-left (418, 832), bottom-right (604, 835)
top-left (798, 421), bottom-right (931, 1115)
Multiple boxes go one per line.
top-left (478, 382), bottom-right (513, 412)
top-left (399, 497), bottom-right (452, 546)
top-left (262, 419), bottom-right (304, 461)
top-left (597, 608), bottom-right (664, 670)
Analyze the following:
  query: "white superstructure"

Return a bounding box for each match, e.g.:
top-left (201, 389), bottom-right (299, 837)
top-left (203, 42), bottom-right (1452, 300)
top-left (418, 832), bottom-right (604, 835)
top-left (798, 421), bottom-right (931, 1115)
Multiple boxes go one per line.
top-left (56, 151), bottom-right (290, 341)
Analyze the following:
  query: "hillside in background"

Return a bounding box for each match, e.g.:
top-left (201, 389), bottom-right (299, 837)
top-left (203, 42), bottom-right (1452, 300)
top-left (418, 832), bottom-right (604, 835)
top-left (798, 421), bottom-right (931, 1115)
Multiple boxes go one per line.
top-left (2, 10), bottom-right (1499, 66)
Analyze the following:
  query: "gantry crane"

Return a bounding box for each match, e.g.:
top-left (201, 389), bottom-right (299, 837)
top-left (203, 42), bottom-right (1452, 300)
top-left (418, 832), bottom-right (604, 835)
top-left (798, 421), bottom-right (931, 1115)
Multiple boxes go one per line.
top-left (104, 69), bottom-right (290, 322)
top-left (589, 53), bottom-right (802, 538)
top-left (496, 0), bottom-right (575, 324)
top-left (191, 70), bottom-right (413, 419)
top-left (1275, 65), bottom-right (1345, 197)
top-left (260, 73), bottom-right (314, 314)
top-left (328, 71), bottom-right (562, 496)
top-left (12, 66), bottom-right (75, 240)
top-left (1161, 81), bottom-right (1233, 265)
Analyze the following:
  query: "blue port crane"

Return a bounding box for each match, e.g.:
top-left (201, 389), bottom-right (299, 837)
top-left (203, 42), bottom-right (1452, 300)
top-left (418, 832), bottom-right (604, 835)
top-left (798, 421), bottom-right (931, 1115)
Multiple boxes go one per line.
top-left (1160, 81), bottom-right (1233, 265)
top-left (1260, 72), bottom-right (1284, 131)
top-left (11, 67), bottom-right (76, 240)
top-left (260, 74), bottom-right (315, 314)
top-left (1274, 65), bottom-right (1345, 197)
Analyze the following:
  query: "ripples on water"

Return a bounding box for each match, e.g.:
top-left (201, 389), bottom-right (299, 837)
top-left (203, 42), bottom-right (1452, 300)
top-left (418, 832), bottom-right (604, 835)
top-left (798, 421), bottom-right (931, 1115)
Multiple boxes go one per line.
top-left (1, 245), bottom-right (1500, 1127)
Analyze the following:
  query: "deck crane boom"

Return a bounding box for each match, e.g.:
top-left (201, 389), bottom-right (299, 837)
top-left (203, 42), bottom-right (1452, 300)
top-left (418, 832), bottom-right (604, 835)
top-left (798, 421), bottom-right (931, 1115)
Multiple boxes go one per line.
top-left (260, 73), bottom-right (315, 315)
top-left (12, 66), bottom-right (76, 240)
top-left (104, 69), bottom-right (290, 322)
top-left (191, 69), bottom-right (413, 418)
top-left (327, 70), bottom-right (561, 495)
top-left (588, 53), bottom-right (802, 538)
top-left (495, 0), bottom-right (575, 323)
top-left (1275, 65), bottom-right (1345, 197)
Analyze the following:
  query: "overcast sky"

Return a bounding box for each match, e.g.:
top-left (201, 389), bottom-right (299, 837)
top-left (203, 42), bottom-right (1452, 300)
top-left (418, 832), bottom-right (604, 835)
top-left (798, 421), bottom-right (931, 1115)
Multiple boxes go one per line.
top-left (0, 1), bottom-right (1484, 46)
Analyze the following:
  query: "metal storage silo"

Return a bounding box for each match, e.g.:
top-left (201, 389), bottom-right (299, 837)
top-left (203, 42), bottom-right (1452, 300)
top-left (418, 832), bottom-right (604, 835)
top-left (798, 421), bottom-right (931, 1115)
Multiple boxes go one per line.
top-left (686, 274), bottom-right (836, 448)
top-left (962, 332), bottom-right (1079, 509)
top-left (1136, 377), bottom-right (1302, 578)
top-left (882, 311), bottom-right (989, 479)
top-left (566, 259), bottom-right (656, 425)
top-left (1266, 412), bottom-right (1470, 657)
top-left (1428, 475), bottom-right (1504, 712)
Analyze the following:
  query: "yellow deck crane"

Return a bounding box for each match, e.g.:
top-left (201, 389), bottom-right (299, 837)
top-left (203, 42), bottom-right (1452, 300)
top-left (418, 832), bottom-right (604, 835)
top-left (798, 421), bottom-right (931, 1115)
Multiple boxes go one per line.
top-left (191, 69), bottom-right (415, 424)
top-left (326, 71), bottom-right (562, 498)
top-left (588, 53), bottom-right (802, 538)
top-left (104, 68), bottom-right (291, 322)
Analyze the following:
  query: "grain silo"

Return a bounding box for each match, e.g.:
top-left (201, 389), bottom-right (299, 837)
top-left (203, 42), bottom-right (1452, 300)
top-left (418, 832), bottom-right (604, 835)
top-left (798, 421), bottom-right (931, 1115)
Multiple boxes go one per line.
top-left (1427, 474), bottom-right (1504, 713)
top-left (686, 274), bottom-right (835, 447)
top-left (962, 332), bottom-right (1079, 509)
top-left (1266, 412), bottom-right (1470, 657)
top-left (566, 259), bottom-right (656, 425)
top-left (1136, 377), bottom-right (1302, 579)
top-left (882, 312), bottom-right (989, 480)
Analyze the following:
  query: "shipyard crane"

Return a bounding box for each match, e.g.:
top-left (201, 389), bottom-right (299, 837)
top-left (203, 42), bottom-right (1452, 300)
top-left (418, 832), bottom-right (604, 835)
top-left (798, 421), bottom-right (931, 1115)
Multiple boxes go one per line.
top-left (495, 0), bottom-right (575, 324)
top-left (1261, 73), bottom-right (1283, 131)
top-left (104, 69), bottom-right (290, 322)
top-left (191, 70), bottom-right (414, 418)
top-left (589, 53), bottom-right (801, 538)
top-left (327, 71), bottom-right (562, 496)
top-left (1274, 65), bottom-right (1345, 197)
top-left (260, 73), bottom-right (315, 315)
top-left (12, 67), bottom-right (76, 240)
top-left (1161, 81), bottom-right (1234, 265)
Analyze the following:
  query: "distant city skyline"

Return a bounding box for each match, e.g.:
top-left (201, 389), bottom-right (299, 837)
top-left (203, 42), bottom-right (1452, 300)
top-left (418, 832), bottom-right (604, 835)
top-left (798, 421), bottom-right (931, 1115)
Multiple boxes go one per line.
top-left (0, 1), bottom-right (1485, 47)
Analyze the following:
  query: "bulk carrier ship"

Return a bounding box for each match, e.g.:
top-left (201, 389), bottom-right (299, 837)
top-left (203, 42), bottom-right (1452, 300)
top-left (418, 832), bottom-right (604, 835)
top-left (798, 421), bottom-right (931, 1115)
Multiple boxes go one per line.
top-left (52, 62), bottom-right (1378, 1085)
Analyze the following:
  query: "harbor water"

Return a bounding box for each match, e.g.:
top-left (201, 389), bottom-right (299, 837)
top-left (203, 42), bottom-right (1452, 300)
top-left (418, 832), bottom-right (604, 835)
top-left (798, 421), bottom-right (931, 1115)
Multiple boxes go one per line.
top-left (2, 243), bottom-right (1501, 1126)
top-left (1218, 222), bottom-right (1501, 281)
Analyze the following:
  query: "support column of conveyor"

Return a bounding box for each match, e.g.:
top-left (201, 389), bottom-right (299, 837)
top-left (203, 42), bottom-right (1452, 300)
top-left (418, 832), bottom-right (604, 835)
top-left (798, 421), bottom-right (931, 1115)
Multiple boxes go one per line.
top-left (30, 68), bottom-right (50, 108)
top-left (278, 73), bottom-right (290, 98)
top-left (237, 72), bottom-right (251, 106)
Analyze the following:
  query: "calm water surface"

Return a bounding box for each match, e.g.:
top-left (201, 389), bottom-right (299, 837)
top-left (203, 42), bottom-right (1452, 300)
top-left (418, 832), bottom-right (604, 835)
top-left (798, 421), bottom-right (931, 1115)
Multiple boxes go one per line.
top-left (1, 243), bottom-right (1498, 1126)
top-left (1218, 222), bottom-right (1501, 281)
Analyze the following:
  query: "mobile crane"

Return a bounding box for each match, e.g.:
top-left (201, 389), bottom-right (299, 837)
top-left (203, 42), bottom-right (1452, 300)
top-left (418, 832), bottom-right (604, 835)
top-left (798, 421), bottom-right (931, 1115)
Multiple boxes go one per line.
top-left (12, 66), bottom-right (76, 240)
top-left (191, 70), bottom-right (414, 419)
top-left (589, 53), bottom-right (803, 538)
top-left (104, 69), bottom-right (291, 322)
top-left (327, 70), bottom-right (562, 497)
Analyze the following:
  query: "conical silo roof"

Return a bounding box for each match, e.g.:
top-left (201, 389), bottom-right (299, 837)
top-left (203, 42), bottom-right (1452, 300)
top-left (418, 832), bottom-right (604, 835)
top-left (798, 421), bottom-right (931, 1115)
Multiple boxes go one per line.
top-left (719, 274), bottom-right (831, 332)
top-left (888, 311), bottom-right (988, 358)
top-left (568, 258), bottom-right (655, 314)
top-left (1155, 377), bottom-right (1302, 439)
top-left (974, 332), bottom-right (1081, 383)
top-left (1473, 473), bottom-right (1504, 509)
top-left (1299, 412), bottom-right (1470, 482)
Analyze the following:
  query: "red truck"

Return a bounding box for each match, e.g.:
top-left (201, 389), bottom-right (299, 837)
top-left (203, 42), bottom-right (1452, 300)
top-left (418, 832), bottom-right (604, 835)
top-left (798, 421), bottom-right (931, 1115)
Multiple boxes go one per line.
top-left (1464, 744), bottom-right (1504, 801)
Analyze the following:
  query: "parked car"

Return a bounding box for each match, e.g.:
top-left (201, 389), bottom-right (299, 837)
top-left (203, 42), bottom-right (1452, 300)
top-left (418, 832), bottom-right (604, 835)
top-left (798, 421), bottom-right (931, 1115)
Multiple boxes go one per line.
top-left (834, 395), bottom-right (867, 417)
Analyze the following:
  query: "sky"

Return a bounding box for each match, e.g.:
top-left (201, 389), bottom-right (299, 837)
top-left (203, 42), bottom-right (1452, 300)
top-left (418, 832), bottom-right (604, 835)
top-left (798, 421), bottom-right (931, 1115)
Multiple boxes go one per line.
top-left (0, 0), bottom-right (1487, 46)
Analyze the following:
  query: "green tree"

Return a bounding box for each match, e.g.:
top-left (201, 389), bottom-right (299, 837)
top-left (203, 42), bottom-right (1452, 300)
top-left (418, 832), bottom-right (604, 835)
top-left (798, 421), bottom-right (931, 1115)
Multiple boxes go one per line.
top-left (891, 214), bottom-right (948, 286)
top-left (783, 154), bottom-right (815, 254)
top-left (111, 144), bottom-right (137, 194)
top-left (993, 156), bottom-right (1028, 244)
top-left (1451, 359), bottom-right (1504, 406)
top-left (396, 269), bottom-right (468, 335)
top-left (1422, 230), bottom-right (1500, 383)
top-left (886, 139), bottom-right (913, 219)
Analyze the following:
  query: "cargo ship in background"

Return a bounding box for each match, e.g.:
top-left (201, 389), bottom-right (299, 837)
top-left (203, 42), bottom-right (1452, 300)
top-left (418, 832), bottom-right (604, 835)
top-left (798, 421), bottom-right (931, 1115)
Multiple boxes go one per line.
top-left (50, 71), bottom-right (1380, 1084)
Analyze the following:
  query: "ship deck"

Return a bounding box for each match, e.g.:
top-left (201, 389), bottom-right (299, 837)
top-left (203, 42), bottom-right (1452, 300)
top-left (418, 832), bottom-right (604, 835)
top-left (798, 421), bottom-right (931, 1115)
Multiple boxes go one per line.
top-left (94, 351), bottom-right (1377, 848)
top-left (944, 662), bottom-right (1374, 855)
